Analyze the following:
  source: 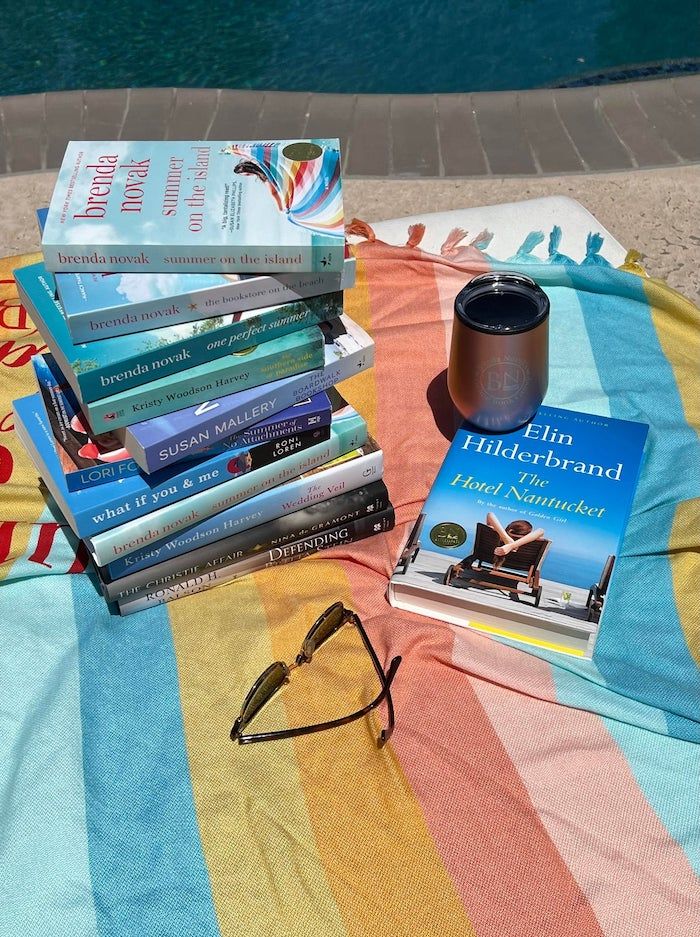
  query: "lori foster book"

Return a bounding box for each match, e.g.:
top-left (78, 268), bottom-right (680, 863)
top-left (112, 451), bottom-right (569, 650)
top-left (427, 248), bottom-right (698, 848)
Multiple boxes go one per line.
top-left (388, 406), bottom-right (648, 658)
top-left (42, 140), bottom-right (345, 273)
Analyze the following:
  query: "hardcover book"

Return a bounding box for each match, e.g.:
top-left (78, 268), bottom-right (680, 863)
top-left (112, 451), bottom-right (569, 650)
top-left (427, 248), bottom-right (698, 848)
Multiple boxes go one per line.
top-left (38, 209), bottom-right (355, 342)
top-left (122, 313), bottom-right (374, 472)
top-left (102, 480), bottom-right (391, 602)
top-left (103, 434), bottom-right (383, 582)
top-left (388, 406), bottom-right (648, 658)
top-left (117, 506), bottom-right (395, 615)
top-left (12, 390), bottom-right (346, 542)
top-left (15, 261), bottom-right (340, 404)
top-left (32, 353), bottom-right (332, 492)
top-left (42, 140), bottom-right (345, 273)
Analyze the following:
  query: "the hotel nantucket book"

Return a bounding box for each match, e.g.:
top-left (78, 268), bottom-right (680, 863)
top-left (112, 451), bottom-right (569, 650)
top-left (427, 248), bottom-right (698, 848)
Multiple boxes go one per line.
top-left (388, 406), bottom-right (648, 658)
top-left (41, 140), bottom-right (345, 273)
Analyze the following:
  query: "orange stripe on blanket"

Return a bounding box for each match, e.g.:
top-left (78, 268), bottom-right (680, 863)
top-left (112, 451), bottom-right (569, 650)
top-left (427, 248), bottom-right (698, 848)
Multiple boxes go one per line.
top-left (258, 557), bottom-right (475, 937)
top-left (342, 253), bottom-right (377, 438)
top-left (468, 667), bottom-right (700, 935)
top-left (168, 575), bottom-right (349, 937)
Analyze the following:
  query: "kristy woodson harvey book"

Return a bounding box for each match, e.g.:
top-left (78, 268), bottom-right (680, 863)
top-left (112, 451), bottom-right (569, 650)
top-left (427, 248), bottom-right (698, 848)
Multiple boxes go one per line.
top-left (15, 261), bottom-right (341, 404)
top-left (121, 314), bottom-right (374, 473)
top-left (32, 353), bottom-right (332, 492)
top-left (388, 406), bottom-right (648, 658)
top-left (42, 140), bottom-right (345, 274)
top-left (13, 390), bottom-right (338, 540)
top-left (37, 208), bottom-right (354, 342)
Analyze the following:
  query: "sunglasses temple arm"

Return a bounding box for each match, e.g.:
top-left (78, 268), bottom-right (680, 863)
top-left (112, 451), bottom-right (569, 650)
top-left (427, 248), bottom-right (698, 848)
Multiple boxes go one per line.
top-left (378, 655), bottom-right (402, 748)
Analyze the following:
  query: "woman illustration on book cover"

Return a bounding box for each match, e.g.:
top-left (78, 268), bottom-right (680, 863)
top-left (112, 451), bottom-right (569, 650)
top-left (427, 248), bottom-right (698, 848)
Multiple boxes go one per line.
top-left (452, 511), bottom-right (545, 578)
top-left (221, 143), bottom-right (344, 238)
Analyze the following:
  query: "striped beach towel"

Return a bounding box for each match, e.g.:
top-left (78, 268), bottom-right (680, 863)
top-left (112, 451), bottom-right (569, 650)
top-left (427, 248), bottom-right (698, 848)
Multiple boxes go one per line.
top-left (1, 199), bottom-right (698, 936)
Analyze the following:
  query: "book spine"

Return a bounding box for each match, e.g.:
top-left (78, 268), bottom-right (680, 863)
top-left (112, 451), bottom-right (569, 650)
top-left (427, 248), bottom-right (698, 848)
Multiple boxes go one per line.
top-left (117, 507), bottom-right (395, 615)
top-left (73, 293), bottom-right (342, 400)
top-left (102, 480), bottom-right (390, 601)
top-left (128, 333), bottom-right (375, 472)
top-left (105, 432), bottom-right (379, 580)
top-left (87, 415), bottom-right (369, 565)
top-left (43, 242), bottom-right (346, 275)
top-left (63, 260), bottom-right (356, 341)
top-left (65, 394), bottom-right (330, 491)
top-left (84, 329), bottom-right (324, 433)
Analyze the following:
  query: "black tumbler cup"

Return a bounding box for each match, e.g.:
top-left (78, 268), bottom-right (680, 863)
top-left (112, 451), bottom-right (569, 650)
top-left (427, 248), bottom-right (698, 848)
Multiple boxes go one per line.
top-left (448, 272), bottom-right (550, 432)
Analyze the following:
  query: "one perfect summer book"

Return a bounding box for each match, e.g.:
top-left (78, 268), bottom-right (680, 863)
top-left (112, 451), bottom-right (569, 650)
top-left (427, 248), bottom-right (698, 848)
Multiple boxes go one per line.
top-left (42, 140), bottom-right (345, 273)
top-left (388, 405), bottom-right (648, 658)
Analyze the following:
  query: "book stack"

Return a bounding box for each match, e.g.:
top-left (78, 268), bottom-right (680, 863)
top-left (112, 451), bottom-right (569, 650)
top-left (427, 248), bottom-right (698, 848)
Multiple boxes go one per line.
top-left (13, 139), bottom-right (394, 614)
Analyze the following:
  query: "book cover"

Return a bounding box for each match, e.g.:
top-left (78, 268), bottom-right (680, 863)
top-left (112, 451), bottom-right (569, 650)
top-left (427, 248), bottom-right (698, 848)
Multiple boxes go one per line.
top-left (42, 140), bottom-right (345, 273)
top-left (14, 261), bottom-right (340, 403)
top-left (117, 506), bottom-right (395, 615)
top-left (388, 406), bottom-right (648, 658)
top-left (12, 390), bottom-right (342, 542)
top-left (86, 394), bottom-right (369, 566)
top-left (32, 352), bottom-right (332, 491)
top-left (102, 480), bottom-right (390, 602)
top-left (104, 435), bottom-right (382, 581)
top-left (123, 313), bottom-right (374, 472)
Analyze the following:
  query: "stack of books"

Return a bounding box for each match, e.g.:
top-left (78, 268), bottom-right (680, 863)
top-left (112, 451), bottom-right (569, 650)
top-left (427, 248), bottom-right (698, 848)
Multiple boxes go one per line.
top-left (13, 139), bottom-right (394, 614)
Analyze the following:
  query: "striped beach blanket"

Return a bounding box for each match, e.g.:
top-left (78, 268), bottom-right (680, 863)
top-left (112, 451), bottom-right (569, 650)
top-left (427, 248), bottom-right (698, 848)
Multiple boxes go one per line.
top-left (1, 200), bottom-right (698, 936)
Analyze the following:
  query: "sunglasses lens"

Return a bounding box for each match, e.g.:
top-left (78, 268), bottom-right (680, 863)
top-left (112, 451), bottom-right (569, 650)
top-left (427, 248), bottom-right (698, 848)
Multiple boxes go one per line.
top-left (301, 603), bottom-right (345, 661)
top-left (236, 662), bottom-right (288, 732)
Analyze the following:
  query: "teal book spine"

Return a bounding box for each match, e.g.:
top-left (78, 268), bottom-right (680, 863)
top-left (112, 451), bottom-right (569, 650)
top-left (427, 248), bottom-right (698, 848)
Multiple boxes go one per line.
top-left (82, 326), bottom-right (324, 433)
top-left (42, 140), bottom-right (345, 274)
top-left (87, 413), bottom-right (367, 566)
top-left (13, 261), bottom-right (341, 403)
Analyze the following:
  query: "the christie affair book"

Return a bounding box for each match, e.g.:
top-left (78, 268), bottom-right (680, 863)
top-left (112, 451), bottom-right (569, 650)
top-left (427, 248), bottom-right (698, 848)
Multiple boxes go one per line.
top-left (388, 406), bottom-right (648, 658)
top-left (42, 140), bottom-right (345, 274)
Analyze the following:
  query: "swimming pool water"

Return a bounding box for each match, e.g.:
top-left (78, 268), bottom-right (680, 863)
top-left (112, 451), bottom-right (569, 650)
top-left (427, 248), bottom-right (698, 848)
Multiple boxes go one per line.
top-left (3, 0), bottom-right (700, 96)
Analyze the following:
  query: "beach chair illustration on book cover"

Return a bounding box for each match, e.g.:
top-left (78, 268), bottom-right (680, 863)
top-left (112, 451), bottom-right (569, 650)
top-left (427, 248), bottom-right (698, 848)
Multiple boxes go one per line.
top-left (585, 554), bottom-right (615, 623)
top-left (396, 513), bottom-right (425, 574)
top-left (443, 521), bottom-right (551, 607)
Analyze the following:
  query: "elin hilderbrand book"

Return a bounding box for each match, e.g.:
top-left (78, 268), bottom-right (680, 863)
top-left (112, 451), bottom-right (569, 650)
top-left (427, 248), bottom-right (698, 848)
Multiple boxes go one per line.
top-left (32, 353), bottom-right (332, 492)
top-left (388, 406), bottom-right (648, 658)
top-left (37, 207), bottom-right (354, 342)
top-left (42, 140), bottom-right (345, 274)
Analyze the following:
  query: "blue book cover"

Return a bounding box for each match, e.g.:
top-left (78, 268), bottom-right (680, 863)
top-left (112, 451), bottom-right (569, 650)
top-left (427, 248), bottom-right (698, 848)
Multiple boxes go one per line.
top-left (388, 406), bottom-right (648, 658)
top-left (123, 313), bottom-right (374, 472)
top-left (42, 140), bottom-right (345, 273)
top-left (15, 260), bottom-right (341, 402)
top-left (13, 391), bottom-right (334, 542)
top-left (32, 352), bottom-right (332, 491)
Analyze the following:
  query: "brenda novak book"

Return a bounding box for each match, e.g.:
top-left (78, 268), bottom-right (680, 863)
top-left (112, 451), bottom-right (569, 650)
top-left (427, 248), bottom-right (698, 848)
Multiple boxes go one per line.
top-left (388, 406), bottom-right (648, 658)
top-left (42, 140), bottom-right (345, 273)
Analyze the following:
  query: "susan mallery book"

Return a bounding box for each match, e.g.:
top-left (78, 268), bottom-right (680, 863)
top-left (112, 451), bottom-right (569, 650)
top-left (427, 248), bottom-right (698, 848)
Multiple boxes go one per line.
top-left (388, 406), bottom-right (648, 658)
top-left (42, 140), bottom-right (345, 274)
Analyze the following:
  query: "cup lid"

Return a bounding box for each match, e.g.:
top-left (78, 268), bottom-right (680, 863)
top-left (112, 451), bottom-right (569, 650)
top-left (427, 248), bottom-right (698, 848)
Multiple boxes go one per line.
top-left (454, 271), bottom-right (550, 335)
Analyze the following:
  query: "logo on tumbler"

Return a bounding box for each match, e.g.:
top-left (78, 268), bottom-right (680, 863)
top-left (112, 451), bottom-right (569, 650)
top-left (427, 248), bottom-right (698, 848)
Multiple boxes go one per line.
top-left (479, 355), bottom-right (529, 404)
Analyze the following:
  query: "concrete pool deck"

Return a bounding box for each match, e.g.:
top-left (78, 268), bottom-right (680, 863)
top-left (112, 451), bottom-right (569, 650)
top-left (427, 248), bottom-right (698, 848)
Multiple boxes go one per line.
top-left (0, 81), bottom-right (699, 299)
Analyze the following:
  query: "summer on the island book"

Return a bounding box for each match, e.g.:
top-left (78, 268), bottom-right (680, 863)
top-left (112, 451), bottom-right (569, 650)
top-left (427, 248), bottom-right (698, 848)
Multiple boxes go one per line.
top-left (42, 140), bottom-right (345, 273)
top-left (388, 406), bottom-right (648, 658)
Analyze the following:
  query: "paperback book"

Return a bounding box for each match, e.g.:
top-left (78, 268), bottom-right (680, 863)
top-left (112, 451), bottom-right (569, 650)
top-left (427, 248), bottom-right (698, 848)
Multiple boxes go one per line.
top-left (42, 140), bottom-right (345, 273)
top-left (38, 209), bottom-right (355, 342)
top-left (103, 435), bottom-right (383, 581)
top-left (118, 506), bottom-right (395, 615)
top-left (102, 480), bottom-right (391, 602)
top-left (13, 390), bottom-right (349, 541)
top-left (32, 352), bottom-right (332, 491)
top-left (122, 313), bottom-right (374, 472)
top-left (15, 261), bottom-right (339, 404)
top-left (388, 406), bottom-right (648, 658)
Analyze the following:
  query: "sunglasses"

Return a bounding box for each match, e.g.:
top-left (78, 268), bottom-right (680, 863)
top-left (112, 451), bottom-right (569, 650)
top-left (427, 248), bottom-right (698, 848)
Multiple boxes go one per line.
top-left (230, 602), bottom-right (401, 746)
